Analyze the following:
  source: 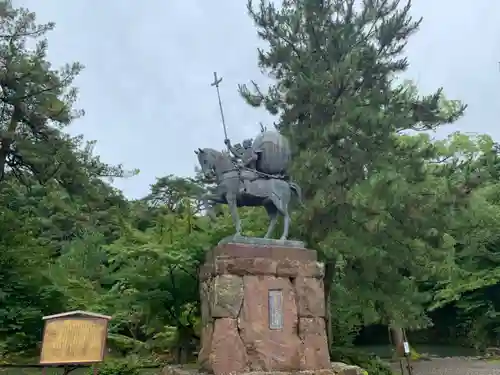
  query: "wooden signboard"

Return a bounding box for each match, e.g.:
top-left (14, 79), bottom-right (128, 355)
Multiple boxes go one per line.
top-left (40, 310), bottom-right (112, 365)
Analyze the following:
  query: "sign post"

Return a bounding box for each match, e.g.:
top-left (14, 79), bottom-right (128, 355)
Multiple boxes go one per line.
top-left (40, 310), bottom-right (112, 375)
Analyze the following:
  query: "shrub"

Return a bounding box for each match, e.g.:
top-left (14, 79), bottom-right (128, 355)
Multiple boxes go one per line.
top-left (89, 359), bottom-right (139, 375)
top-left (330, 347), bottom-right (394, 375)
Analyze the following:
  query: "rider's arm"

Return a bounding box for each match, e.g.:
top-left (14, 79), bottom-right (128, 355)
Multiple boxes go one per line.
top-left (248, 152), bottom-right (258, 162)
top-left (230, 145), bottom-right (244, 158)
top-left (228, 145), bottom-right (238, 156)
top-left (252, 149), bottom-right (262, 159)
top-left (224, 139), bottom-right (238, 155)
top-left (242, 150), bottom-right (259, 166)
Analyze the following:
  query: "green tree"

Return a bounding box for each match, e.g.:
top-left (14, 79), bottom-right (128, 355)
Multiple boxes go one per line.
top-left (97, 178), bottom-right (268, 362)
top-left (428, 133), bottom-right (500, 349)
top-left (0, 179), bottom-right (64, 356)
top-left (0, 167), bottom-right (130, 356)
top-left (144, 175), bottom-right (204, 212)
top-left (0, 1), bottom-right (81, 181)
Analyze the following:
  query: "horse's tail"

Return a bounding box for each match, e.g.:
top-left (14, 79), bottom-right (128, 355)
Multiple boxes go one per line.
top-left (288, 181), bottom-right (305, 207)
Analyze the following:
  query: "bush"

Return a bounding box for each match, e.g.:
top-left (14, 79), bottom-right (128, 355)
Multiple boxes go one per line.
top-left (89, 359), bottom-right (139, 375)
top-left (330, 347), bottom-right (394, 375)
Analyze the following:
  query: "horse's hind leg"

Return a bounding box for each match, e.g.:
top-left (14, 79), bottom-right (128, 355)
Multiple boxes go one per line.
top-left (264, 203), bottom-right (278, 239)
top-left (270, 183), bottom-right (291, 240)
top-left (268, 199), bottom-right (290, 240)
top-left (281, 209), bottom-right (290, 240)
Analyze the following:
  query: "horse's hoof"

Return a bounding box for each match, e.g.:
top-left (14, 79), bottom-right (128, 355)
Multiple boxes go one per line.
top-left (279, 237), bottom-right (287, 241)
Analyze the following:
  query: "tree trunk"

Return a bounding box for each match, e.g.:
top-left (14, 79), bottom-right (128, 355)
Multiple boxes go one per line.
top-left (390, 325), bottom-right (406, 358)
top-left (179, 345), bottom-right (188, 364)
top-left (324, 261), bottom-right (335, 350)
top-left (0, 105), bottom-right (21, 181)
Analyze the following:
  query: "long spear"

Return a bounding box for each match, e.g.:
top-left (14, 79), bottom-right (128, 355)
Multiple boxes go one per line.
top-left (210, 71), bottom-right (229, 150)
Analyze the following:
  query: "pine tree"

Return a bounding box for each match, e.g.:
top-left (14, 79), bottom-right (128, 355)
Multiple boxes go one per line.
top-left (240, 0), bottom-right (466, 342)
top-left (0, 1), bottom-right (82, 180)
top-left (0, 1), bottom-right (130, 191)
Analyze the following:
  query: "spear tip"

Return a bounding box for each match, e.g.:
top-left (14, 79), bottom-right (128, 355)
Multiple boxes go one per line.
top-left (211, 71), bottom-right (223, 86)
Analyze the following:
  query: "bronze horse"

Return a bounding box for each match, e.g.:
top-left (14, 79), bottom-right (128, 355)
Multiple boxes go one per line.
top-left (195, 148), bottom-right (303, 240)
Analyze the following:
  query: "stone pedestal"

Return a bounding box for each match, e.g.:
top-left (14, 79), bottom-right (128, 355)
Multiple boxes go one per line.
top-left (198, 238), bottom-right (330, 375)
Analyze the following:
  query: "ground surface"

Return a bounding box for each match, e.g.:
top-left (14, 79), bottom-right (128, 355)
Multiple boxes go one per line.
top-left (2, 358), bottom-right (500, 375)
top-left (0, 368), bottom-right (158, 375)
top-left (391, 357), bottom-right (500, 375)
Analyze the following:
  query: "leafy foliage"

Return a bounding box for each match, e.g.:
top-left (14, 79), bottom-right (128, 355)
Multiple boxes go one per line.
top-left (330, 347), bottom-right (392, 375)
top-left (87, 359), bottom-right (140, 375)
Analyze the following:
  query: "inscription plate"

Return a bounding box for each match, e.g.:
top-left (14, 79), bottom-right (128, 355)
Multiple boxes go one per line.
top-left (268, 289), bottom-right (283, 329)
top-left (40, 317), bottom-right (107, 364)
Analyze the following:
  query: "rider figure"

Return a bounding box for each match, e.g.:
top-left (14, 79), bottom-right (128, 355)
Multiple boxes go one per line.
top-left (224, 138), bottom-right (260, 194)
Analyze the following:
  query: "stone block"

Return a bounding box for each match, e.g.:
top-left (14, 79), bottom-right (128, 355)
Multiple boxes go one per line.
top-left (211, 274), bottom-right (244, 318)
top-left (238, 275), bottom-right (300, 371)
top-left (205, 242), bottom-right (317, 263)
top-left (276, 259), bottom-right (325, 278)
top-left (294, 277), bottom-right (326, 317)
top-left (214, 257), bottom-right (278, 276)
top-left (299, 318), bottom-right (330, 370)
top-left (210, 318), bottom-right (248, 374)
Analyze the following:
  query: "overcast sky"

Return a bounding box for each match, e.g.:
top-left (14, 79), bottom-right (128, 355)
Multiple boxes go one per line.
top-left (14, 0), bottom-right (500, 199)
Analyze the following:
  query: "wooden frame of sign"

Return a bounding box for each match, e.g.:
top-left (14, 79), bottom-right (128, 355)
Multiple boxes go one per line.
top-left (40, 310), bottom-right (111, 372)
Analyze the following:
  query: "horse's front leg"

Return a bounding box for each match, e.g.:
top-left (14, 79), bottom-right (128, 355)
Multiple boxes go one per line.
top-left (200, 193), bottom-right (220, 221)
top-left (225, 192), bottom-right (242, 236)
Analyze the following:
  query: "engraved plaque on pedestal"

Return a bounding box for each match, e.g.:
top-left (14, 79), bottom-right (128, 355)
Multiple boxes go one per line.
top-left (268, 289), bottom-right (283, 330)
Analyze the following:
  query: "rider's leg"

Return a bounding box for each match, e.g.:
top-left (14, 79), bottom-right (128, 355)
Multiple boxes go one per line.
top-left (239, 179), bottom-right (246, 194)
top-left (244, 179), bottom-right (255, 194)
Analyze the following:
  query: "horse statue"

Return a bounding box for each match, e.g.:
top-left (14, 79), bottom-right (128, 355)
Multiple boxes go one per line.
top-left (195, 142), bottom-right (303, 240)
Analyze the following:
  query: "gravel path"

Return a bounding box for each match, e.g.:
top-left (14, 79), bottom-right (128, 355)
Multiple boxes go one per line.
top-left (391, 357), bottom-right (500, 375)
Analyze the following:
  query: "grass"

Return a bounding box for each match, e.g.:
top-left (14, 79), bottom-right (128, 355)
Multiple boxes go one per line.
top-left (0, 368), bottom-right (87, 375)
top-left (0, 367), bottom-right (160, 375)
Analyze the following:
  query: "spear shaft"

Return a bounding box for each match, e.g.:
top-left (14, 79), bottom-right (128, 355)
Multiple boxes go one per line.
top-left (210, 72), bottom-right (229, 149)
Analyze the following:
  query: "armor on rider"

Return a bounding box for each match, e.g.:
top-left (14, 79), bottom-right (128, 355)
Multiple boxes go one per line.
top-left (225, 138), bottom-right (260, 194)
top-left (225, 139), bottom-right (258, 169)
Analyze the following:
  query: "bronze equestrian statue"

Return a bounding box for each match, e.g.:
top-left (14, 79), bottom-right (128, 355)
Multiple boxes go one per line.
top-left (195, 130), bottom-right (303, 240)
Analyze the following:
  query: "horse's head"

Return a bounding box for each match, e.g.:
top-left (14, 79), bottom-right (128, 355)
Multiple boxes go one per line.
top-left (195, 148), bottom-right (218, 179)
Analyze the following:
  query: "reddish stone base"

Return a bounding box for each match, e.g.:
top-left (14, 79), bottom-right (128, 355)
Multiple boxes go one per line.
top-left (198, 242), bottom-right (331, 375)
top-left (164, 365), bottom-right (366, 375)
